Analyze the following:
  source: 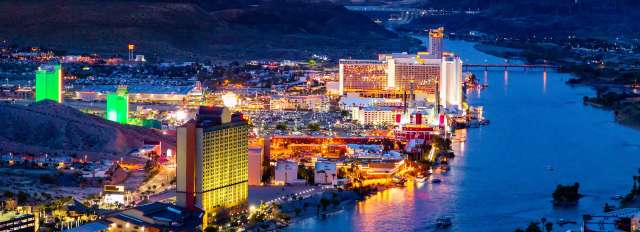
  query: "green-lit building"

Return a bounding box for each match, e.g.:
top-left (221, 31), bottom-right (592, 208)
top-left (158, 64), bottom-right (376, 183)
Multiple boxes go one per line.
top-left (106, 86), bottom-right (129, 124)
top-left (35, 64), bottom-right (63, 103)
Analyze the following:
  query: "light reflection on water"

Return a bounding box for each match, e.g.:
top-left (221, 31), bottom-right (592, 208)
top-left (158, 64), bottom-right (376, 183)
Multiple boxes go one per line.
top-left (286, 39), bottom-right (640, 231)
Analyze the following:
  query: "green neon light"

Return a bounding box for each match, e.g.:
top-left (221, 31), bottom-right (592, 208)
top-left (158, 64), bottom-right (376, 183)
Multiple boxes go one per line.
top-left (35, 65), bottom-right (62, 103)
top-left (106, 87), bottom-right (129, 124)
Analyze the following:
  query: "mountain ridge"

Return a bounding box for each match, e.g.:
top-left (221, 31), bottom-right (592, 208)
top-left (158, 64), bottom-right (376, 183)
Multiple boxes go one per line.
top-left (0, 0), bottom-right (414, 60)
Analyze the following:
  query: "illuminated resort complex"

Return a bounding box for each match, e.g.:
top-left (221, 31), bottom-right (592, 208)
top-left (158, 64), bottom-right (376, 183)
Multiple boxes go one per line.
top-left (339, 27), bottom-right (462, 109)
top-left (35, 64), bottom-right (63, 103)
top-left (176, 107), bottom-right (249, 227)
top-left (106, 86), bottom-right (129, 124)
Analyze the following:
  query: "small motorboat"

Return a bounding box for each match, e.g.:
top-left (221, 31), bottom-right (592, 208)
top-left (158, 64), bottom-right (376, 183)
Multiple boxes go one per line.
top-left (415, 175), bottom-right (426, 183)
top-left (392, 176), bottom-right (406, 186)
top-left (436, 216), bottom-right (452, 228)
top-left (431, 178), bottom-right (442, 184)
top-left (440, 163), bottom-right (450, 172)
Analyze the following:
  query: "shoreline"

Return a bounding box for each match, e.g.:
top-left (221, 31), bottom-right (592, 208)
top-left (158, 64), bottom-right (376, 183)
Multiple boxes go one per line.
top-left (457, 38), bottom-right (640, 132)
top-left (278, 185), bottom-right (394, 223)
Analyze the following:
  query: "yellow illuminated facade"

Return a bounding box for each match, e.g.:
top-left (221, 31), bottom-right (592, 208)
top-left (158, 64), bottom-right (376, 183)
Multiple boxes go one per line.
top-left (198, 123), bottom-right (249, 224)
top-left (339, 56), bottom-right (441, 98)
top-left (339, 60), bottom-right (388, 94)
top-left (176, 107), bottom-right (249, 228)
top-left (393, 64), bottom-right (440, 94)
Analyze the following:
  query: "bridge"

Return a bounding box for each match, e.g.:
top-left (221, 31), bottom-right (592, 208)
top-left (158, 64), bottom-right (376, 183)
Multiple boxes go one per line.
top-left (463, 63), bottom-right (558, 71)
top-left (344, 6), bottom-right (424, 25)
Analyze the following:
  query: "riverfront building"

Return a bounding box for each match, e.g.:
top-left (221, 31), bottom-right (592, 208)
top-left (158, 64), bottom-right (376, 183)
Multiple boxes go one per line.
top-left (428, 27), bottom-right (444, 59)
top-left (104, 202), bottom-right (203, 232)
top-left (440, 54), bottom-right (463, 108)
top-left (338, 28), bottom-right (463, 110)
top-left (314, 159), bottom-right (337, 185)
top-left (176, 106), bottom-right (249, 227)
top-left (0, 212), bottom-right (36, 232)
top-left (35, 64), bottom-right (63, 103)
top-left (106, 86), bottom-right (129, 124)
top-left (338, 55), bottom-right (440, 101)
top-left (274, 160), bottom-right (301, 185)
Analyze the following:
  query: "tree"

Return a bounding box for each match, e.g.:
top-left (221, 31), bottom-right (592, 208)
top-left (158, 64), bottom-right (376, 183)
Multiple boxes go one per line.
top-left (340, 110), bottom-right (351, 118)
top-left (544, 222), bottom-right (552, 232)
top-left (17, 191), bottom-right (29, 205)
top-left (215, 208), bottom-right (230, 225)
top-left (307, 123), bottom-right (320, 131)
top-left (204, 226), bottom-right (218, 232)
top-left (319, 198), bottom-right (330, 211)
top-left (552, 182), bottom-right (581, 205)
top-left (276, 124), bottom-right (287, 131)
top-left (525, 222), bottom-right (542, 232)
top-left (604, 203), bottom-right (615, 212)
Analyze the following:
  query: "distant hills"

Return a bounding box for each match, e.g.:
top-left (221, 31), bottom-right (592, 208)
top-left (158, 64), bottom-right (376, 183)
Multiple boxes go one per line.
top-left (0, 101), bottom-right (174, 158)
top-left (410, 0), bottom-right (640, 38)
top-left (0, 0), bottom-right (415, 61)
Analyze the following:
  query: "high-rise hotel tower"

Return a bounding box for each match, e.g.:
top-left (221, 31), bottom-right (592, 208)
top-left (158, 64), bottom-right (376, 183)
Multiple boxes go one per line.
top-left (428, 27), bottom-right (444, 59)
top-left (338, 27), bottom-right (463, 109)
top-left (176, 106), bottom-right (249, 227)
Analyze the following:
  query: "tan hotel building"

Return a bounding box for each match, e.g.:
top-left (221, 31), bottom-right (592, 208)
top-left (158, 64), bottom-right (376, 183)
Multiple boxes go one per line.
top-left (339, 27), bottom-right (463, 109)
top-left (339, 54), bottom-right (462, 109)
top-left (176, 107), bottom-right (249, 228)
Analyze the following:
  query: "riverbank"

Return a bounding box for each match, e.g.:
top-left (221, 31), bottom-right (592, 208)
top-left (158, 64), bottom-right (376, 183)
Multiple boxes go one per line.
top-left (616, 103), bottom-right (640, 130)
top-left (468, 38), bottom-right (640, 131)
top-left (257, 185), bottom-right (392, 230)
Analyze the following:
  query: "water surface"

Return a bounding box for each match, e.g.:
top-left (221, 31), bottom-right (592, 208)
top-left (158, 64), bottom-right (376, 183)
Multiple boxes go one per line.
top-left (286, 39), bottom-right (640, 231)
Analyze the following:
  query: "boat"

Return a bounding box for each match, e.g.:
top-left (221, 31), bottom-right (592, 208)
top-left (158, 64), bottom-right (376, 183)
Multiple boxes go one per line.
top-left (431, 178), bottom-right (442, 184)
top-left (468, 120), bottom-right (481, 128)
top-left (612, 194), bottom-right (623, 200)
top-left (436, 217), bottom-right (452, 228)
top-left (439, 163), bottom-right (450, 172)
top-left (547, 165), bottom-right (554, 171)
top-left (392, 176), bottom-right (406, 186)
top-left (415, 175), bottom-right (426, 183)
top-left (557, 218), bottom-right (577, 225)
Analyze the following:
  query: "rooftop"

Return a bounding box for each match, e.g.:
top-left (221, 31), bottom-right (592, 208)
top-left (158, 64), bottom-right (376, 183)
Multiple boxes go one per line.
top-left (106, 202), bottom-right (203, 230)
top-left (0, 211), bottom-right (32, 222)
top-left (79, 85), bottom-right (194, 95)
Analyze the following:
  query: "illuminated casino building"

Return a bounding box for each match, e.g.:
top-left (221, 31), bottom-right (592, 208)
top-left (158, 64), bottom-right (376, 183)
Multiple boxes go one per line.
top-left (428, 27), bottom-right (444, 59)
top-left (106, 86), bottom-right (129, 124)
top-left (35, 64), bottom-right (63, 103)
top-left (339, 55), bottom-right (439, 100)
top-left (338, 27), bottom-right (464, 110)
top-left (440, 53), bottom-right (463, 108)
top-left (338, 60), bottom-right (387, 95)
top-left (176, 107), bottom-right (249, 227)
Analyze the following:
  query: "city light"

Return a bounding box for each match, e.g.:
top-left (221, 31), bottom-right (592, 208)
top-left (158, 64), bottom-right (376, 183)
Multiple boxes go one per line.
top-left (174, 109), bottom-right (188, 122)
top-left (221, 92), bottom-right (239, 108)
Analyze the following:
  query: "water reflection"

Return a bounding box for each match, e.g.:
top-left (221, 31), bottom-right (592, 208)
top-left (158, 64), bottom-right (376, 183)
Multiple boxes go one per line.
top-left (286, 39), bottom-right (640, 232)
top-left (543, 71), bottom-right (548, 93)
top-left (503, 70), bottom-right (509, 93)
top-left (484, 70), bottom-right (488, 84)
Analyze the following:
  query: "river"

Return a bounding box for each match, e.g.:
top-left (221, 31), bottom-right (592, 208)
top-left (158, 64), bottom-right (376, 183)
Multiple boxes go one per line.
top-left (285, 39), bottom-right (640, 231)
